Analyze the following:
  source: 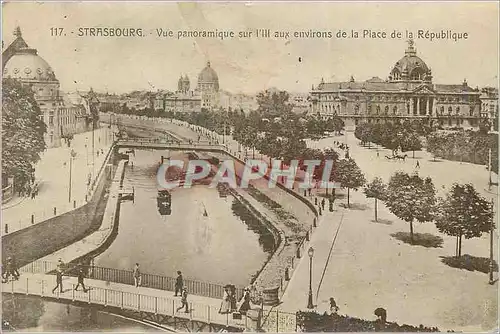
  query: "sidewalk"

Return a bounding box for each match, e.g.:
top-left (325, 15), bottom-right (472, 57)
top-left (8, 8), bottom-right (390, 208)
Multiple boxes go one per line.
top-left (279, 208), bottom-right (344, 314)
top-left (2, 126), bottom-right (115, 234)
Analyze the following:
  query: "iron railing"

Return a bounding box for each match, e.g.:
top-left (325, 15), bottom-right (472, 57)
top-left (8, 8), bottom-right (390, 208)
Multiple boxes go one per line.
top-left (19, 260), bottom-right (245, 300)
top-left (5, 275), bottom-right (256, 330)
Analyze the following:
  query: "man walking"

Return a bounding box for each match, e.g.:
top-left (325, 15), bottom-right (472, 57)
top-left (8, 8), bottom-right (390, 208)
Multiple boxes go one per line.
top-left (52, 267), bottom-right (64, 294)
top-left (175, 271), bottom-right (183, 296)
top-left (74, 268), bottom-right (87, 292)
top-left (133, 263), bottom-right (141, 287)
top-left (176, 287), bottom-right (189, 313)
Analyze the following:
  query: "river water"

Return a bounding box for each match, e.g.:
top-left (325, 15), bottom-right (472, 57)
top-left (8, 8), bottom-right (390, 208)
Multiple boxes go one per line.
top-left (2, 295), bottom-right (159, 332)
top-left (94, 149), bottom-right (274, 287)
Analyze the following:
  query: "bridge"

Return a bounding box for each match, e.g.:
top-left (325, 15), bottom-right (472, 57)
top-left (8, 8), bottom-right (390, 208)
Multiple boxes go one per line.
top-left (5, 266), bottom-right (297, 332)
top-left (116, 138), bottom-right (229, 153)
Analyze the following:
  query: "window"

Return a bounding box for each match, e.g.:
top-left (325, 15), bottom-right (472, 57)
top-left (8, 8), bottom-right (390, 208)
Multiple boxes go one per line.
top-left (448, 106), bottom-right (452, 115)
top-left (376, 105), bottom-right (381, 115)
top-left (384, 106), bottom-right (389, 115)
top-left (49, 116), bottom-right (54, 126)
top-left (469, 106), bottom-right (474, 116)
top-left (367, 105), bottom-right (372, 114)
top-left (393, 106), bottom-right (397, 115)
top-left (440, 106), bottom-right (444, 115)
top-left (456, 106), bottom-right (460, 115)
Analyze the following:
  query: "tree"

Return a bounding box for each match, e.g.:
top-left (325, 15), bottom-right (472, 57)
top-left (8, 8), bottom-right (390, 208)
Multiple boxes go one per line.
top-left (2, 78), bottom-right (46, 192)
top-left (364, 177), bottom-right (387, 222)
top-left (402, 133), bottom-right (422, 158)
top-left (385, 172), bottom-right (436, 244)
top-left (335, 158), bottom-right (366, 208)
top-left (435, 184), bottom-right (493, 257)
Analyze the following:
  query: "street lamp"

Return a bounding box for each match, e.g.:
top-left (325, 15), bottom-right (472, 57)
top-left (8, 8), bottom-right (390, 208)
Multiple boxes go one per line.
top-left (489, 199), bottom-right (495, 285)
top-left (307, 246), bottom-right (315, 309)
top-left (68, 149), bottom-right (77, 203)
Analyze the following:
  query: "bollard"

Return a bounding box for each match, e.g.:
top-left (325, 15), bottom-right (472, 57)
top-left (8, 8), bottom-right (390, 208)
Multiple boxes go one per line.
top-left (31, 214), bottom-right (34, 225)
top-left (73, 200), bottom-right (76, 208)
top-left (5, 224), bottom-right (8, 234)
top-left (313, 217), bottom-right (317, 228)
top-left (315, 197), bottom-right (318, 205)
top-left (161, 155), bottom-right (164, 164)
top-left (53, 207), bottom-right (57, 216)
top-left (303, 190), bottom-right (307, 197)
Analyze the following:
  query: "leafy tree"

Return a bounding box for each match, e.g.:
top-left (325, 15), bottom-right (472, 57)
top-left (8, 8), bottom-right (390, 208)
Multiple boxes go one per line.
top-left (364, 177), bottom-right (387, 222)
top-left (401, 133), bottom-right (422, 158)
top-left (2, 78), bottom-right (46, 192)
top-left (385, 172), bottom-right (436, 243)
top-left (335, 158), bottom-right (366, 208)
top-left (435, 184), bottom-right (493, 257)
top-left (256, 90), bottom-right (293, 116)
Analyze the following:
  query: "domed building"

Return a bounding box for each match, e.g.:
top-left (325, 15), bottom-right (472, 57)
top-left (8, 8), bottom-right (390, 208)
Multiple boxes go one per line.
top-left (310, 39), bottom-right (484, 130)
top-left (2, 27), bottom-right (88, 148)
top-left (196, 61), bottom-right (220, 110)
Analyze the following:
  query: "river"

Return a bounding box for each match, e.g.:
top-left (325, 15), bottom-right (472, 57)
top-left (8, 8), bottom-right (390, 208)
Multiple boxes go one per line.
top-left (94, 149), bottom-right (274, 287)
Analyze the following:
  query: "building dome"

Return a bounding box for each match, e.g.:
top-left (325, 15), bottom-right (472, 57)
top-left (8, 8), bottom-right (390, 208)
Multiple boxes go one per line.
top-left (198, 61), bottom-right (219, 90)
top-left (389, 40), bottom-right (430, 82)
top-left (3, 48), bottom-right (57, 82)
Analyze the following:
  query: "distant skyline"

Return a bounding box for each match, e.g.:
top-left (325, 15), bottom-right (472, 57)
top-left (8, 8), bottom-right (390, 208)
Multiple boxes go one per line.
top-left (2, 2), bottom-right (499, 95)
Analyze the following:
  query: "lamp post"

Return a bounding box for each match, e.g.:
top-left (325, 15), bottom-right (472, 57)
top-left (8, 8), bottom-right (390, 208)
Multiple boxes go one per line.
top-left (489, 199), bottom-right (495, 285)
top-left (68, 149), bottom-right (77, 203)
top-left (307, 246), bottom-right (314, 309)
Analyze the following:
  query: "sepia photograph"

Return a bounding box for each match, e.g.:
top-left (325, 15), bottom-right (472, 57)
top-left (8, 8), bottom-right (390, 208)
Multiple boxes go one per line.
top-left (1, 1), bottom-right (499, 332)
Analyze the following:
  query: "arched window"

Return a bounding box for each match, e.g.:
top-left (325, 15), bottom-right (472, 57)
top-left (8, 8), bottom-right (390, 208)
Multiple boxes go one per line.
top-left (440, 106), bottom-right (444, 115)
top-left (354, 103), bottom-right (360, 114)
top-left (448, 106), bottom-right (452, 115)
top-left (376, 105), bottom-right (381, 115)
top-left (367, 105), bottom-right (372, 114)
top-left (469, 106), bottom-right (474, 116)
top-left (384, 106), bottom-right (389, 115)
top-left (393, 106), bottom-right (397, 115)
top-left (456, 106), bottom-right (460, 115)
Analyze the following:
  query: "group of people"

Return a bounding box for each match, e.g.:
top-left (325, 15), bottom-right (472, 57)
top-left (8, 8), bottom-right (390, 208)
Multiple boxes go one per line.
top-left (51, 258), bottom-right (88, 294)
top-left (219, 286), bottom-right (252, 315)
top-left (133, 264), bottom-right (189, 313)
top-left (2, 256), bottom-right (20, 282)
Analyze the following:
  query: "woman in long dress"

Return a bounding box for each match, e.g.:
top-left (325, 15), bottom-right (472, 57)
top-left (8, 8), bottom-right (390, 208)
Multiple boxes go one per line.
top-left (238, 288), bottom-right (251, 315)
top-left (219, 287), bottom-right (231, 314)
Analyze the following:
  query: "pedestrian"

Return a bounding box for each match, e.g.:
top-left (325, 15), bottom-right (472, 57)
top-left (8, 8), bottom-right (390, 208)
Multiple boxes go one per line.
top-left (133, 263), bottom-right (141, 287)
top-left (238, 287), bottom-right (251, 315)
top-left (377, 151), bottom-right (380, 158)
top-left (52, 267), bottom-right (64, 294)
top-left (219, 286), bottom-right (231, 314)
top-left (175, 271), bottom-right (183, 296)
top-left (329, 297), bottom-right (339, 314)
top-left (308, 188), bottom-right (312, 197)
top-left (321, 198), bottom-right (326, 210)
top-left (416, 160), bottom-right (420, 169)
top-left (229, 285), bottom-right (237, 312)
top-left (10, 256), bottom-right (19, 280)
top-left (74, 268), bottom-right (87, 292)
top-left (176, 287), bottom-right (189, 313)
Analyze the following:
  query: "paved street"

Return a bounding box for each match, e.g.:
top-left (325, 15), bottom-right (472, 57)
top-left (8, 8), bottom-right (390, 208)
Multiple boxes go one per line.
top-left (2, 126), bottom-right (115, 234)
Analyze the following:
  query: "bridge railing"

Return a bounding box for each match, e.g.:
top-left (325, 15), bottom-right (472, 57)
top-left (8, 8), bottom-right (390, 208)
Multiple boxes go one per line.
top-left (6, 275), bottom-right (256, 330)
top-left (20, 260), bottom-right (245, 300)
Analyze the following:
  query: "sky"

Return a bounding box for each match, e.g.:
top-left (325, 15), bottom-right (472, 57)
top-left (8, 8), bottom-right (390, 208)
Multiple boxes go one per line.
top-left (2, 2), bottom-right (499, 95)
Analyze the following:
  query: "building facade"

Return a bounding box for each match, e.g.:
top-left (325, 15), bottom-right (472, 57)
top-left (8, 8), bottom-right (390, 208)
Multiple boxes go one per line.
top-left (310, 40), bottom-right (485, 130)
top-left (196, 61), bottom-right (220, 110)
top-left (2, 27), bottom-right (89, 148)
